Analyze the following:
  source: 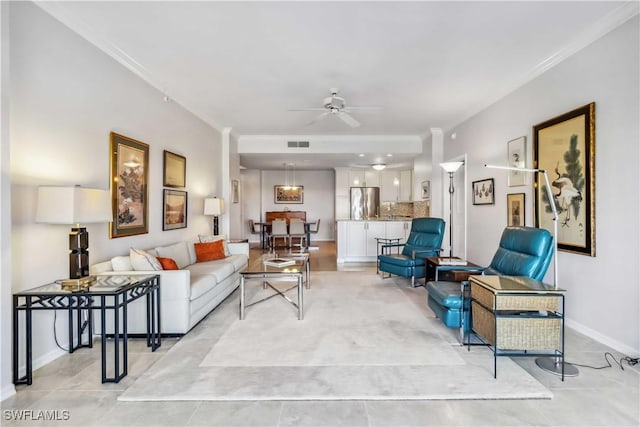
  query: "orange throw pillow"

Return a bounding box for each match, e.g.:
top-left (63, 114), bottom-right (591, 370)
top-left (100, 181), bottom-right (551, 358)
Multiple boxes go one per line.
top-left (157, 257), bottom-right (179, 270)
top-left (194, 241), bottom-right (226, 262)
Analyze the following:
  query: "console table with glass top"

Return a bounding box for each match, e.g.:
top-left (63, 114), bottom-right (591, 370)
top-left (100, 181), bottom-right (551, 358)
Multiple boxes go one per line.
top-left (13, 274), bottom-right (161, 385)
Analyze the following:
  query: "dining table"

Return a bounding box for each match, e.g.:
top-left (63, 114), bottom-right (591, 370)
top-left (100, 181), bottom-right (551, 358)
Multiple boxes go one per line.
top-left (254, 221), bottom-right (314, 249)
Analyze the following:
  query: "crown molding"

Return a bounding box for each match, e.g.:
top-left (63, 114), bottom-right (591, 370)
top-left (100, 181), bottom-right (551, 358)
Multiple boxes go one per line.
top-left (34, 1), bottom-right (225, 134)
top-left (441, 1), bottom-right (639, 135)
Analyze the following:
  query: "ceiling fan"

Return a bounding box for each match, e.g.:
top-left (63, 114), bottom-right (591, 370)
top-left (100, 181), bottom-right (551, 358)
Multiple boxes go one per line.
top-left (289, 88), bottom-right (379, 128)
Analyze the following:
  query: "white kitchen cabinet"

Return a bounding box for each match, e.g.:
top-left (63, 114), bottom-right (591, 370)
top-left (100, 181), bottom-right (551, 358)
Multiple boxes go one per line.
top-left (364, 170), bottom-right (380, 188)
top-left (385, 220), bottom-right (412, 241)
top-left (348, 170), bottom-right (365, 187)
top-left (337, 220), bottom-right (410, 263)
top-left (335, 168), bottom-right (349, 197)
top-left (400, 170), bottom-right (412, 201)
top-left (380, 171), bottom-right (400, 201)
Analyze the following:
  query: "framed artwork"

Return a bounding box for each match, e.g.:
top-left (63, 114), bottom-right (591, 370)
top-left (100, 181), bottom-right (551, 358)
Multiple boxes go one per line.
top-left (163, 189), bottom-right (187, 230)
top-left (163, 150), bottom-right (186, 188)
top-left (472, 178), bottom-right (495, 205)
top-left (274, 185), bottom-right (303, 204)
top-left (110, 132), bottom-right (149, 238)
top-left (507, 136), bottom-right (526, 187)
top-left (421, 181), bottom-right (430, 200)
top-left (534, 102), bottom-right (595, 256)
top-left (232, 179), bottom-right (240, 203)
top-left (507, 193), bottom-right (525, 227)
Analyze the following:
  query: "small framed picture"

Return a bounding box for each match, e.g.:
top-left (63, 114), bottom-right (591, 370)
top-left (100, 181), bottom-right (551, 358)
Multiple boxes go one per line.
top-left (507, 193), bottom-right (525, 227)
top-left (163, 189), bottom-right (187, 230)
top-left (274, 185), bottom-right (303, 204)
top-left (472, 178), bottom-right (495, 205)
top-left (163, 150), bottom-right (186, 188)
top-left (507, 136), bottom-right (526, 187)
top-left (232, 179), bottom-right (240, 203)
top-left (421, 181), bottom-right (430, 200)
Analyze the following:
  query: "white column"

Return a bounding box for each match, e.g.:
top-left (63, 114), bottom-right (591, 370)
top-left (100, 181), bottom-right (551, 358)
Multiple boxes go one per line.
top-left (430, 128), bottom-right (444, 219)
top-left (221, 127), bottom-right (232, 239)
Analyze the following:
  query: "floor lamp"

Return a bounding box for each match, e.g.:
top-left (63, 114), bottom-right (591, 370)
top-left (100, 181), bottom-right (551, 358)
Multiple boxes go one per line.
top-left (485, 164), bottom-right (578, 377)
top-left (440, 161), bottom-right (464, 258)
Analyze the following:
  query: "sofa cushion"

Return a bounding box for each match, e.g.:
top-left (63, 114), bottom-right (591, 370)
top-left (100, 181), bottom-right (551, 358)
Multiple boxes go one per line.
top-left (111, 256), bottom-right (133, 272)
top-left (157, 257), bottom-right (179, 270)
top-left (186, 260), bottom-right (235, 284)
top-left (194, 241), bottom-right (226, 262)
top-left (130, 248), bottom-right (162, 271)
top-left (225, 254), bottom-right (248, 272)
top-left (199, 234), bottom-right (231, 256)
top-left (156, 242), bottom-right (191, 269)
top-left (189, 273), bottom-right (219, 301)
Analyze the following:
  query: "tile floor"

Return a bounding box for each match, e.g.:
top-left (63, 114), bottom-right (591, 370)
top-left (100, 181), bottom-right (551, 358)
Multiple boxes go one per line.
top-left (2, 247), bottom-right (639, 426)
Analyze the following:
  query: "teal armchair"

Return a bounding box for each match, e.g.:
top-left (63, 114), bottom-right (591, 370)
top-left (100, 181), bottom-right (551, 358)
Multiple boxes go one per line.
top-left (378, 218), bottom-right (445, 286)
top-left (426, 226), bottom-right (554, 331)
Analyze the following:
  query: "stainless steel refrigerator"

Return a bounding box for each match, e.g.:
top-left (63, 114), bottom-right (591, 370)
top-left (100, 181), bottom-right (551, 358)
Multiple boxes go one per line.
top-left (350, 187), bottom-right (380, 220)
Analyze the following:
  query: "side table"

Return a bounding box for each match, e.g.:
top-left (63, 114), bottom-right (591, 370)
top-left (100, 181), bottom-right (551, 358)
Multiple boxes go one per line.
top-left (13, 274), bottom-right (161, 385)
top-left (468, 275), bottom-right (566, 380)
top-left (424, 257), bottom-right (483, 283)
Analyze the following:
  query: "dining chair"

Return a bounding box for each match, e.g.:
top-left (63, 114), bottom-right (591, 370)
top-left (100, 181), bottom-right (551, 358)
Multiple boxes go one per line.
top-left (289, 219), bottom-right (307, 250)
top-left (269, 219), bottom-right (289, 249)
top-left (309, 219), bottom-right (320, 235)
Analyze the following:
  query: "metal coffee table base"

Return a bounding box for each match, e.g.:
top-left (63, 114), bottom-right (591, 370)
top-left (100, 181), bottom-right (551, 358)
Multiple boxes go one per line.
top-left (240, 272), bottom-right (303, 320)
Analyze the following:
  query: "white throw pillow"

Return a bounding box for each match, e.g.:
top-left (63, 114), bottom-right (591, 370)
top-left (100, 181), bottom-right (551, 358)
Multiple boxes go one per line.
top-left (155, 241), bottom-right (191, 269)
top-left (129, 248), bottom-right (162, 271)
top-left (199, 235), bottom-right (230, 257)
top-left (111, 256), bottom-right (133, 272)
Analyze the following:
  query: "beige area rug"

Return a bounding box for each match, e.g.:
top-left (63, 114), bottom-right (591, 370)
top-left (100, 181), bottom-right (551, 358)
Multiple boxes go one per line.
top-left (119, 270), bottom-right (552, 401)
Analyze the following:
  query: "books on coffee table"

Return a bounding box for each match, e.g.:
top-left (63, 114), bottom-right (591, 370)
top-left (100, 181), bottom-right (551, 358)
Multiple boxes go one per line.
top-left (437, 258), bottom-right (468, 266)
top-left (263, 258), bottom-right (296, 268)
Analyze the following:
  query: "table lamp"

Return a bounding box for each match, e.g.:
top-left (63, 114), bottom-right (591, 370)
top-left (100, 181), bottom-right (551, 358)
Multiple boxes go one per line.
top-left (36, 186), bottom-right (111, 280)
top-left (204, 197), bottom-right (224, 236)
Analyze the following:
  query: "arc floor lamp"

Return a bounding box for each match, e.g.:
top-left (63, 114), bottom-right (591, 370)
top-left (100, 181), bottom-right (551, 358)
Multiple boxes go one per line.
top-left (485, 163), bottom-right (579, 377)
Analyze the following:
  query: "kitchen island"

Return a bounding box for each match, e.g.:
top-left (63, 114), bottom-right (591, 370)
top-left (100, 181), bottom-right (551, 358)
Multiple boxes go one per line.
top-left (336, 219), bottom-right (412, 263)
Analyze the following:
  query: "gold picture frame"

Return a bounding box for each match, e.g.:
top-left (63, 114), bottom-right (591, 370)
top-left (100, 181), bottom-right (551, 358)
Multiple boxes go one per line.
top-left (163, 189), bottom-right (187, 230)
top-left (110, 132), bottom-right (149, 238)
top-left (533, 102), bottom-right (595, 256)
top-left (274, 185), bottom-right (303, 204)
top-left (507, 193), bottom-right (525, 227)
top-left (163, 150), bottom-right (186, 188)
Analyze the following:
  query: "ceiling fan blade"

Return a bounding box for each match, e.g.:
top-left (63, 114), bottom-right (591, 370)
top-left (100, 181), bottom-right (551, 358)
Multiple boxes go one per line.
top-left (289, 107), bottom-right (327, 112)
top-left (306, 111), bottom-right (330, 126)
top-left (337, 111), bottom-right (361, 128)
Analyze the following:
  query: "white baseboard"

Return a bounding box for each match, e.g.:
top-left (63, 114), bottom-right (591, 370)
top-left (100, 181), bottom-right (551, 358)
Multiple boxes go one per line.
top-left (0, 384), bottom-right (16, 402)
top-left (566, 319), bottom-right (639, 357)
top-left (14, 345), bottom-right (67, 381)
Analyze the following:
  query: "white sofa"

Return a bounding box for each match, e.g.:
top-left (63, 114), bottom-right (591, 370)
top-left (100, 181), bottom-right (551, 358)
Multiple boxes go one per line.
top-left (90, 238), bottom-right (249, 335)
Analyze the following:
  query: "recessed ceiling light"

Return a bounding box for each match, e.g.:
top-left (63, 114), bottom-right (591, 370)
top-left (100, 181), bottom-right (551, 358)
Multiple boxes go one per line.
top-left (358, 153), bottom-right (365, 157)
top-left (387, 154), bottom-right (393, 157)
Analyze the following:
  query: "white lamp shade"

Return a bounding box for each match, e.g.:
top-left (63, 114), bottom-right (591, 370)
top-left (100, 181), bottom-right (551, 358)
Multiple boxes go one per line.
top-left (36, 186), bottom-right (112, 224)
top-left (440, 161), bottom-right (464, 173)
top-left (204, 198), bottom-right (224, 216)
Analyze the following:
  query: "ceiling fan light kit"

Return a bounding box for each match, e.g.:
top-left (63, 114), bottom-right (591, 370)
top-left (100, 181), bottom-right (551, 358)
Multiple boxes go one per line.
top-left (291, 88), bottom-right (381, 129)
top-left (372, 164), bottom-right (386, 171)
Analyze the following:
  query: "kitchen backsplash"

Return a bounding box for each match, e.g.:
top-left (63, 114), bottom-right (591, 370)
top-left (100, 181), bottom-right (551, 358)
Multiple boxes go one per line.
top-left (380, 201), bottom-right (430, 218)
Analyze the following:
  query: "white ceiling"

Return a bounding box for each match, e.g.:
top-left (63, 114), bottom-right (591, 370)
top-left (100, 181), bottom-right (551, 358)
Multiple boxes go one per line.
top-left (37, 1), bottom-right (633, 170)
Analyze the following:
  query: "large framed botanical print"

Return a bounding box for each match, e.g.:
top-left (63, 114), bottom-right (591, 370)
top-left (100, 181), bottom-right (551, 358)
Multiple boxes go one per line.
top-left (110, 132), bottom-right (149, 238)
top-left (533, 102), bottom-right (595, 256)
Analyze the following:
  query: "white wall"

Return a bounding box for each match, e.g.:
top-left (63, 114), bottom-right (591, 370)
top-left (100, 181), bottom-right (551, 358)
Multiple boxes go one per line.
top-left (444, 16), bottom-right (639, 355)
top-left (259, 169), bottom-right (335, 241)
top-left (240, 169), bottom-right (263, 243)
top-left (4, 2), bottom-right (222, 398)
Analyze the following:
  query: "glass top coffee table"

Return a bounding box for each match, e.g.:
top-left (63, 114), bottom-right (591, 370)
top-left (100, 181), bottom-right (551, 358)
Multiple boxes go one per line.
top-left (239, 253), bottom-right (310, 320)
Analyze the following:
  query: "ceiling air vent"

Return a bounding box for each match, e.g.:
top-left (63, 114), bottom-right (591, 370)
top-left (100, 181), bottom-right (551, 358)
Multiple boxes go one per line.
top-left (287, 141), bottom-right (310, 148)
